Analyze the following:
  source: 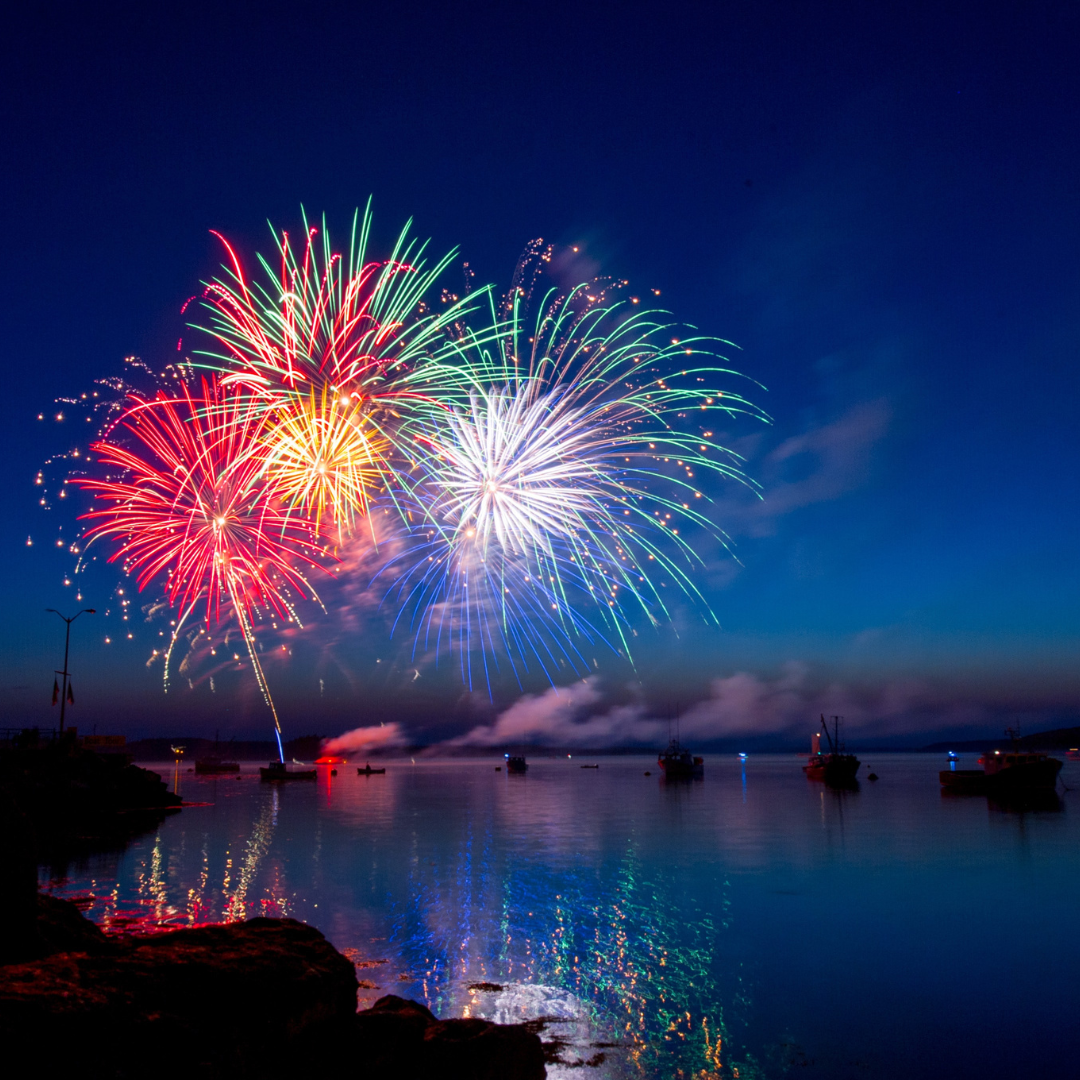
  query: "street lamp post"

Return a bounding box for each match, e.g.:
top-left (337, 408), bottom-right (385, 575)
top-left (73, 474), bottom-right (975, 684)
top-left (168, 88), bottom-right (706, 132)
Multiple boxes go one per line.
top-left (46, 608), bottom-right (95, 733)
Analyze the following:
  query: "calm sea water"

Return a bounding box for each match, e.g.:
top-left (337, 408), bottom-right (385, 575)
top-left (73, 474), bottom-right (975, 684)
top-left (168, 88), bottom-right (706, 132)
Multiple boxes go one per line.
top-left (43, 754), bottom-right (1080, 1079)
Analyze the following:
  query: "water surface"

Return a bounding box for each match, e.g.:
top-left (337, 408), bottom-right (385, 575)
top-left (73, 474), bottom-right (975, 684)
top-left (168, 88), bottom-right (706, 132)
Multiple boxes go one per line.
top-left (44, 754), bottom-right (1080, 1079)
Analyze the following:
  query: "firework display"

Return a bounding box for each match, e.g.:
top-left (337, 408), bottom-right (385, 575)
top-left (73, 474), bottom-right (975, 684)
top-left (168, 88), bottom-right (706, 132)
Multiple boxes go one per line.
top-left (58, 209), bottom-right (765, 740)
top-left (195, 204), bottom-right (484, 540)
top-left (382, 254), bottom-right (766, 691)
top-left (73, 377), bottom-right (332, 760)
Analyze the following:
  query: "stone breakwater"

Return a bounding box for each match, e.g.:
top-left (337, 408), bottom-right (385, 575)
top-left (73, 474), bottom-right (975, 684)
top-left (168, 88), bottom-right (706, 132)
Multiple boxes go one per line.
top-left (0, 899), bottom-right (546, 1080)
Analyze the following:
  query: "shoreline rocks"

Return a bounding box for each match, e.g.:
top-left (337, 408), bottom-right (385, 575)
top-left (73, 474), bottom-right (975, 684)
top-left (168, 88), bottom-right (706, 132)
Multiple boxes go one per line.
top-left (0, 737), bottom-right (181, 964)
top-left (0, 896), bottom-right (546, 1079)
top-left (2, 738), bottom-right (544, 1077)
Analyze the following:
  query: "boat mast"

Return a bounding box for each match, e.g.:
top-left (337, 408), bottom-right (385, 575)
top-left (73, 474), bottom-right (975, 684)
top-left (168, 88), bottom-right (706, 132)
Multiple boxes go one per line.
top-left (821, 714), bottom-right (836, 754)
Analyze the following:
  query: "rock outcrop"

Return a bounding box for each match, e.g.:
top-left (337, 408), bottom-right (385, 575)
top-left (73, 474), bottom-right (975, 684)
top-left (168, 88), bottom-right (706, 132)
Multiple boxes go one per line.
top-left (348, 994), bottom-right (547, 1079)
top-left (0, 737), bottom-right (181, 964)
top-left (0, 898), bottom-right (546, 1079)
top-left (0, 916), bottom-right (358, 1078)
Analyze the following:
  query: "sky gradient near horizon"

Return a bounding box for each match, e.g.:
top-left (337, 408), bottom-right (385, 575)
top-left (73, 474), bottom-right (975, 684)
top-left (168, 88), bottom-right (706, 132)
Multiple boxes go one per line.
top-left (2, 1), bottom-right (1078, 745)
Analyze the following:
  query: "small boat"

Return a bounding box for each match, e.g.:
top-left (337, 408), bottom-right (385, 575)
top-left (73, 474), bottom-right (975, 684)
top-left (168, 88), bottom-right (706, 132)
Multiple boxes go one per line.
top-left (259, 761), bottom-right (316, 781)
top-left (803, 716), bottom-right (860, 787)
top-left (195, 735), bottom-right (240, 774)
top-left (580, 764), bottom-right (600, 769)
top-left (658, 738), bottom-right (704, 778)
top-left (505, 754), bottom-right (528, 773)
top-left (1066, 748), bottom-right (1080, 761)
top-left (940, 730), bottom-right (1062, 794)
top-left (195, 757), bottom-right (240, 775)
top-left (357, 763), bottom-right (386, 775)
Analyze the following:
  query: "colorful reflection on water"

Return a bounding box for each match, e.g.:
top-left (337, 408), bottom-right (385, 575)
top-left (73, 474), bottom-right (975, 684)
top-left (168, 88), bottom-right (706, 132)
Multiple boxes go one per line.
top-left (44, 755), bottom-right (1080, 1079)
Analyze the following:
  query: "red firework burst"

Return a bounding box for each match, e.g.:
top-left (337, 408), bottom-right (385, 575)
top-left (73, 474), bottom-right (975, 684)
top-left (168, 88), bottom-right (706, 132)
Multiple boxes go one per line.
top-left (75, 377), bottom-right (329, 628)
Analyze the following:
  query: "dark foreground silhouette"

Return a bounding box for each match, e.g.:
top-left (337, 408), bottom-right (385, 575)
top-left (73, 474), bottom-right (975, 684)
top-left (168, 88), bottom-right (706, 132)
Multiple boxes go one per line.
top-left (0, 899), bottom-right (545, 1080)
top-left (0, 735), bottom-right (544, 1078)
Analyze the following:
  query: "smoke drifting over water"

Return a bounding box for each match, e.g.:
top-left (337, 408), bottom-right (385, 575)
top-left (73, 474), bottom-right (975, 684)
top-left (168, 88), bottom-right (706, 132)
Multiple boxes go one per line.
top-left (443, 664), bottom-right (1079, 749)
top-left (322, 722), bottom-right (407, 755)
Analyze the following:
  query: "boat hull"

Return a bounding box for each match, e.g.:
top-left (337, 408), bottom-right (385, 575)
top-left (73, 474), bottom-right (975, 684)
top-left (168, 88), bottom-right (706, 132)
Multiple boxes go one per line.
top-left (941, 759), bottom-right (1062, 794)
top-left (658, 757), bottom-right (704, 778)
top-left (195, 760), bottom-right (240, 775)
top-left (259, 765), bottom-right (316, 781)
top-left (804, 754), bottom-right (860, 786)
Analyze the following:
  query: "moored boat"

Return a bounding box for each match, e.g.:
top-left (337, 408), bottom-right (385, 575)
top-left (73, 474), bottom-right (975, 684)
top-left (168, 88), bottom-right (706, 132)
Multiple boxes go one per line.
top-left (195, 735), bottom-right (240, 774)
top-left (195, 757), bottom-right (240, 775)
top-left (505, 754), bottom-right (528, 773)
top-left (658, 739), bottom-right (704, 778)
top-left (803, 716), bottom-right (859, 787)
top-left (940, 730), bottom-right (1062, 794)
top-left (259, 761), bottom-right (316, 781)
top-left (357, 763), bottom-right (386, 775)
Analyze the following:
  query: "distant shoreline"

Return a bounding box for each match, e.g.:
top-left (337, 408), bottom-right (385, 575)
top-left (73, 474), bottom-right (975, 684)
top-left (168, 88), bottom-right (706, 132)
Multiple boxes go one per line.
top-left (128, 720), bottom-right (1080, 763)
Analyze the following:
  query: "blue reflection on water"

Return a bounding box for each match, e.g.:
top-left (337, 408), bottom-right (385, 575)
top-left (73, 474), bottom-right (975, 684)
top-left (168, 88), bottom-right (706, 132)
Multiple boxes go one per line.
top-left (43, 755), bottom-right (1080, 1079)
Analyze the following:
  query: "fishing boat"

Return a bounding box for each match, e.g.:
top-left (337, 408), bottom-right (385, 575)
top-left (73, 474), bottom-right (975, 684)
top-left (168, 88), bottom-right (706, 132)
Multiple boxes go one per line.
top-left (803, 716), bottom-right (860, 786)
top-left (195, 757), bottom-right (240, 774)
top-left (195, 734), bottom-right (240, 774)
top-left (940, 730), bottom-right (1062, 794)
top-left (259, 760), bottom-right (316, 781)
top-left (505, 754), bottom-right (528, 773)
top-left (357, 763), bottom-right (386, 775)
top-left (657, 738), bottom-right (704, 778)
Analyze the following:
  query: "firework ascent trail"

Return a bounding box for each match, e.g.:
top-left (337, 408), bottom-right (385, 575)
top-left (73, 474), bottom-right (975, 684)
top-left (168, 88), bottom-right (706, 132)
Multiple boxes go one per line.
top-left (74, 378), bottom-right (333, 761)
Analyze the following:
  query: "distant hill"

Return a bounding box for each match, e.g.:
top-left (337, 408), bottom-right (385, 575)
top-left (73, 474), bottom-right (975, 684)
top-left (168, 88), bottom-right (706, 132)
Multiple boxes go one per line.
top-left (921, 726), bottom-right (1080, 752)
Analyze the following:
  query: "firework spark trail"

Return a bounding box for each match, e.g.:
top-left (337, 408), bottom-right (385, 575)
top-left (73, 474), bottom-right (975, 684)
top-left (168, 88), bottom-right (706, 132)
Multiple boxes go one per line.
top-left (73, 377), bottom-right (333, 760)
top-left (191, 203), bottom-right (492, 540)
top-left (382, 252), bottom-right (769, 694)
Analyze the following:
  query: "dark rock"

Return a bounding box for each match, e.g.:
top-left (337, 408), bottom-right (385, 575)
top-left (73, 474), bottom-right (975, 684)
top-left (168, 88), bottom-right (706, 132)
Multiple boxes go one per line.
top-left (33, 893), bottom-right (113, 958)
top-left (0, 789), bottom-right (38, 964)
top-left (349, 994), bottom-right (438, 1074)
top-left (423, 1014), bottom-right (546, 1079)
top-left (0, 736), bottom-right (181, 877)
top-left (0, 916), bottom-right (357, 1079)
top-left (0, 899), bottom-right (544, 1079)
top-left (338, 994), bottom-right (545, 1080)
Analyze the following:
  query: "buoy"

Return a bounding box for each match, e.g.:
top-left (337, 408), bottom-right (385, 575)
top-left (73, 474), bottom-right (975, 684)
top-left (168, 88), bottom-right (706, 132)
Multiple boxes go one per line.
top-left (868, 772), bottom-right (878, 781)
top-left (644, 771), bottom-right (652, 776)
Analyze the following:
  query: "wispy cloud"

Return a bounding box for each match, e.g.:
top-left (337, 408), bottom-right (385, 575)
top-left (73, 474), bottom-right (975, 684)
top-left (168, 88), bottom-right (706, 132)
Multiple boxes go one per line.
top-left (719, 400), bottom-right (891, 538)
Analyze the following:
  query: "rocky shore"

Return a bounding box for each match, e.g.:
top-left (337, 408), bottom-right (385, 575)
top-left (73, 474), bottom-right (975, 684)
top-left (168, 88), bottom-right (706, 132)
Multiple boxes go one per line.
top-left (0, 735), bottom-right (546, 1078)
top-left (0, 732), bottom-right (181, 964)
top-left (0, 899), bottom-right (546, 1079)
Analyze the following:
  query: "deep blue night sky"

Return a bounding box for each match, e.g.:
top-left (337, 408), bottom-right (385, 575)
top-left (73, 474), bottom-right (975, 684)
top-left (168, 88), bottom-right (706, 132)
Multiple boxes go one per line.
top-left (2, 1), bottom-right (1078, 745)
